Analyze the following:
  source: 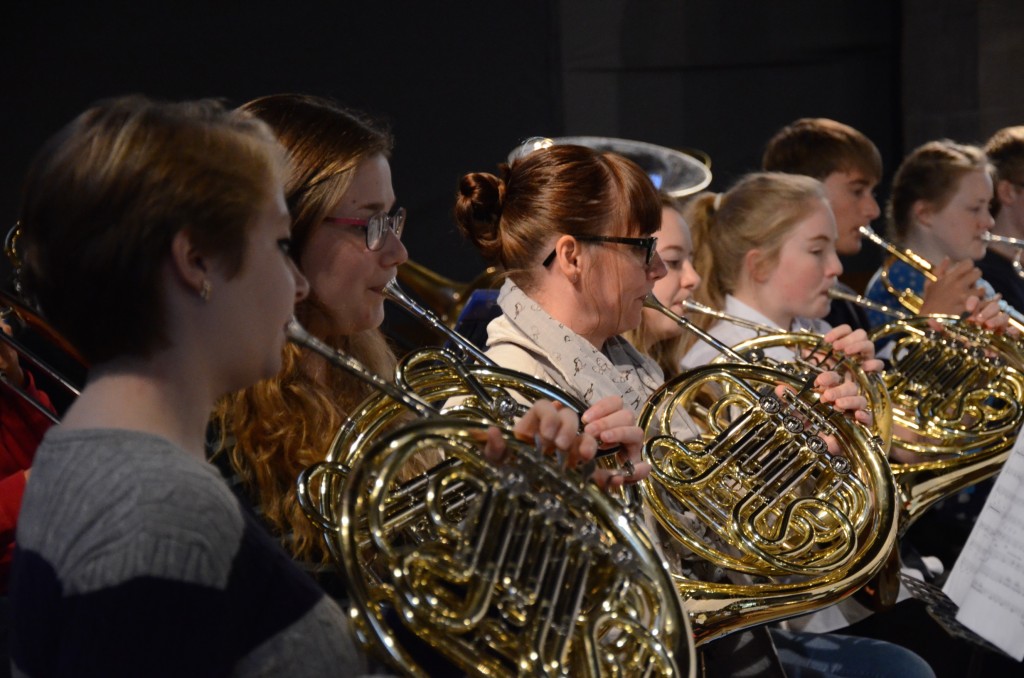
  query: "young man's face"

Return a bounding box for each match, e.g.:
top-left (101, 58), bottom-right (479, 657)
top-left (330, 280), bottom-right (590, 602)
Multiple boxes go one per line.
top-left (821, 169), bottom-right (881, 255)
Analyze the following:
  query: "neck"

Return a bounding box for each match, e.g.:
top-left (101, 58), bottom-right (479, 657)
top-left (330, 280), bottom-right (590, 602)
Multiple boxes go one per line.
top-left (732, 287), bottom-right (791, 330)
top-left (902, 228), bottom-right (952, 266)
top-left (530, 279), bottom-right (610, 350)
top-left (60, 352), bottom-right (220, 461)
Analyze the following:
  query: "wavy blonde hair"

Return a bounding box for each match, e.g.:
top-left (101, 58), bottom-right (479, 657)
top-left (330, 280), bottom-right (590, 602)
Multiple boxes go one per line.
top-left (213, 94), bottom-right (400, 564)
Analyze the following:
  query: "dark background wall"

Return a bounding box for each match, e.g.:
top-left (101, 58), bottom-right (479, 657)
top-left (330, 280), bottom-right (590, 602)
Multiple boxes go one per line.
top-left (3, 0), bottom-right (1022, 290)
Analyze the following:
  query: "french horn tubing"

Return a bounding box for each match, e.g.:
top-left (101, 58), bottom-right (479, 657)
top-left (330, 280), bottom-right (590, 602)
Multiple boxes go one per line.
top-left (1, 223), bottom-right (85, 420)
top-left (860, 225), bottom-right (1024, 335)
top-left (680, 298), bottom-right (894, 452)
top-left (827, 287), bottom-right (1024, 530)
top-left (288, 319), bottom-right (696, 678)
top-left (319, 279), bottom-right (598, 474)
top-left (636, 295), bottom-right (897, 643)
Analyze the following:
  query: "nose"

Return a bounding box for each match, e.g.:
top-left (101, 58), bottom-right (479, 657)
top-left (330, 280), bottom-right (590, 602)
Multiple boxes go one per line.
top-left (381, 229), bottom-right (409, 267)
top-left (982, 209), bottom-right (995, 231)
top-left (865, 194), bottom-right (881, 221)
top-left (648, 251), bottom-right (668, 281)
top-left (827, 250), bottom-right (843, 278)
top-left (290, 257), bottom-right (310, 302)
top-left (681, 260), bottom-right (701, 292)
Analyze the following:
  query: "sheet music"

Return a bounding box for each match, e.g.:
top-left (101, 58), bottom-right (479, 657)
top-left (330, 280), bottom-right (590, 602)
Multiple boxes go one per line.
top-left (944, 432), bottom-right (1024, 660)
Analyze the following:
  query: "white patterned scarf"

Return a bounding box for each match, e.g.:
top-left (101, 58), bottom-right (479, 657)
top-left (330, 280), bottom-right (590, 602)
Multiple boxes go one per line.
top-left (490, 280), bottom-right (665, 417)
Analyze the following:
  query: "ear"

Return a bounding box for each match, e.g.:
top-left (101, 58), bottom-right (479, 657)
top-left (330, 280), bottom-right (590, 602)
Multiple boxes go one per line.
top-left (552, 235), bottom-right (583, 283)
top-left (911, 199), bottom-right (935, 228)
top-left (169, 229), bottom-right (209, 296)
top-left (744, 248), bottom-right (770, 284)
top-left (996, 178), bottom-right (1018, 206)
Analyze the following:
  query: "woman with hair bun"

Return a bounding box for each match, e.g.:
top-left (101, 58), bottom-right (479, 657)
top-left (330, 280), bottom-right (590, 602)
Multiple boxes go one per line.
top-left (211, 96), bottom-right (640, 604)
top-left (456, 147), bottom-right (932, 678)
top-left (457, 149), bottom-right (870, 428)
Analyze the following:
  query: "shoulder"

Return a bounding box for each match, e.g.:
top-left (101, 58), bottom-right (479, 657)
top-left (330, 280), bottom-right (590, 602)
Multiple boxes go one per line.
top-left (485, 315), bottom-right (553, 380)
top-left (18, 428), bottom-right (245, 593)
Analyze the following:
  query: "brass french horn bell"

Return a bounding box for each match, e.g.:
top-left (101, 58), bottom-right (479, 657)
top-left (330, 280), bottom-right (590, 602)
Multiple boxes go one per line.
top-left (289, 319), bottom-right (695, 677)
top-left (638, 295), bottom-right (898, 644)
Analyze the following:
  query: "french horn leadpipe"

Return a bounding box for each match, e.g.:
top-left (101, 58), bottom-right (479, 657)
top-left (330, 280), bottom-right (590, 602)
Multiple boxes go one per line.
top-left (288, 318), bottom-right (695, 677)
top-left (982, 232), bottom-right (1024, 247)
top-left (680, 298), bottom-right (780, 335)
top-left (383, 278), bottom-right (491, 364)
top-left (859, 225), bottom-right (1024, 333)
top-left (286, 318), bottom-right (437, 418)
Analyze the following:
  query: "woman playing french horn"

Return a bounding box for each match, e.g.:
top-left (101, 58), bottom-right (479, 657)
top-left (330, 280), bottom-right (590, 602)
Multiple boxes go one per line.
top-left (455, 144), bottom-right (925, 677)
top-left (211, 94), bottom-right (648, 595)
top-left (863, 140), bottom-right (1010, 331)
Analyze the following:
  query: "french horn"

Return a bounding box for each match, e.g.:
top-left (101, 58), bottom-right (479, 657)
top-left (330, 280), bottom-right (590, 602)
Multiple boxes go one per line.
top-left (381, 257), bottom-right (898, 641)
top-left (826, 286), bottom-right (1024, 529)
top-left (635, 295), bottom-right (898, 643)
top-left (289, 320), bottom-right (695, 677)
top-left (861, 225), bottom-right (1024, 337)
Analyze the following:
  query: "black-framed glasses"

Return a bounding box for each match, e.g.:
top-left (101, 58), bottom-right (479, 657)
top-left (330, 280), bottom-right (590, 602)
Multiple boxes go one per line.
top-left (323, 205), bottom-right (406, 251)
top-left (542, 235), bottom-right (659, 267)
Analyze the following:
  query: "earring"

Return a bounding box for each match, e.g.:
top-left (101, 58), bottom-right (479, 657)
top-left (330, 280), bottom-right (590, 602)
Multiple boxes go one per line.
top-left (199, 279), bottom-right (212, 302)
top-left (571, 273), bottom-right (580, 284)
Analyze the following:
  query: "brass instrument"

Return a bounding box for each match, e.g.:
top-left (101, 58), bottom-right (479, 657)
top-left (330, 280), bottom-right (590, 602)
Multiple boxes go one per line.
top-left (321, 278), bottom-right (590, 463)
top-left (509, 137), bottom-right (713, 198)
top-left (982, 232), bottom-right (1024, 280)
top-left (860, 225), bottom-right (1024, 334)
top-left (680, 298), bottom-right (894, 451)
top-left (827, 287), bottom-right (1024, 528)
top-left (395, 260), bottom-right (502, 328)
top-left (1, 223), bottom-right (85, 420)
top-left (289, 320), bottom-right (695, 677)
top-left (636, 295), bottom-right (898, 643)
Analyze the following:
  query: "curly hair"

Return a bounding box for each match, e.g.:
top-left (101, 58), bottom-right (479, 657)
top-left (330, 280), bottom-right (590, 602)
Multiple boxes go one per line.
top-left (212, 94), bottom-right (400, 564)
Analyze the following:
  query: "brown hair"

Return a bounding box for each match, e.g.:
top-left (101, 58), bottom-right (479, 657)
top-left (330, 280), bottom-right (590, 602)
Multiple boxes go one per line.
top-left (626, 193), bottom-right (688, 377)
top-left (19, 95), bottom-right (284, 365)
top-left (454, 144), bottom-right (661, 292)
top-left (886, 140), bottom-right (989, 242)
top-left (685, 173), bottom-right (826, 344)
top-left (213, 94), bottom-right (399, 564)
top-left (763, 118), bottom-right (882, 183)
top-left (984, 126), bottom-right (1024, 217)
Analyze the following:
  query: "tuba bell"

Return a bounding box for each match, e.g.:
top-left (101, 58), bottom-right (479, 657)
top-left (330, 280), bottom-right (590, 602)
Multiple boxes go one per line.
top-left (509, 136), bottom-right (712, 198)
top-left (288, 319), bottom-right (695, 677)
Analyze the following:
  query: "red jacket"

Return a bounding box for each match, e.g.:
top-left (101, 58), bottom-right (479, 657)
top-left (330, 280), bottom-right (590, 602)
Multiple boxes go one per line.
top-left (1, 372), bottom-right (55, 591)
